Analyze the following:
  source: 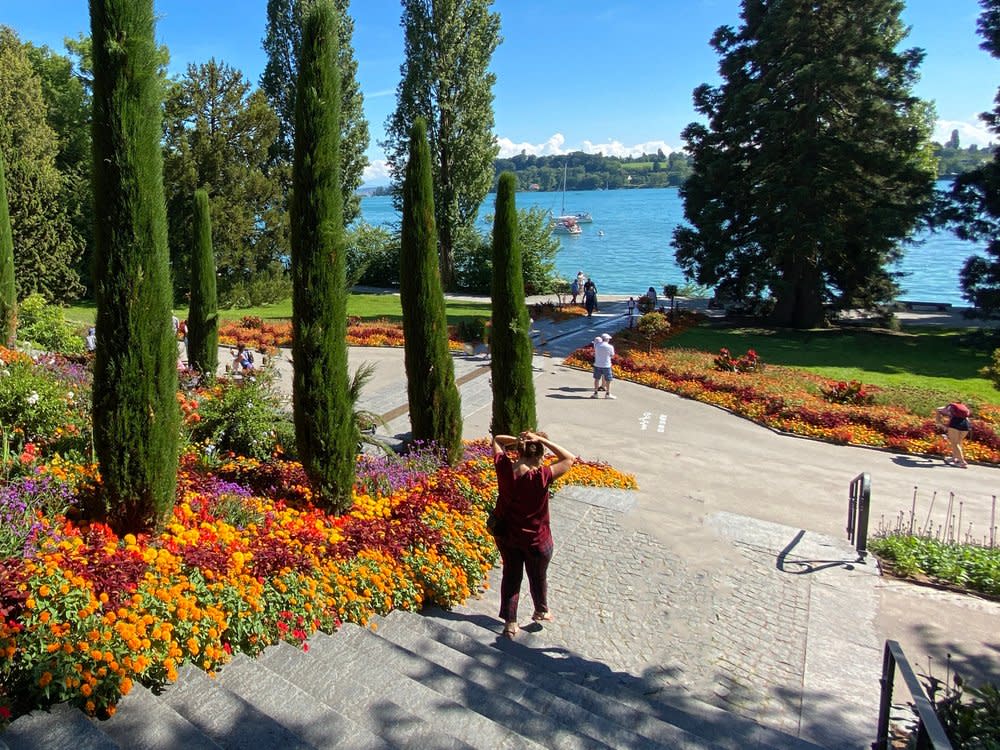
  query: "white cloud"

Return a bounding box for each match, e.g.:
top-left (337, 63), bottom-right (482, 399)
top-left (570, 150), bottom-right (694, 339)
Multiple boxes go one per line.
top-left (934, 118), bottom-right (995, 147)
top-left (496, 132), bottom-right (676, 158)
top-left (365, 88), bottom-right (396, 99)
top-left (362, 159), bottom-right (391, 185)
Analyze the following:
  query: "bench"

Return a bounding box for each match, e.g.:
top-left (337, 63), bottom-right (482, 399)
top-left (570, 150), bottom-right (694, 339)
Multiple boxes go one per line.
top-left (898, 300), bottom-right (952, 312)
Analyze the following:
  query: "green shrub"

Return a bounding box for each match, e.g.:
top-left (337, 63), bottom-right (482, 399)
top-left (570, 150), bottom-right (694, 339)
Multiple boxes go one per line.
top-left (0, 359), bottom-right (90, 454)
top-left (187, 375), bottom-right (285, 460)
top-left (923, 672), bottom-right (1000, 749)
top-left (16, 294), bottom-right (84, 354)
top-left (870, 534), bottom-right (1000, 598)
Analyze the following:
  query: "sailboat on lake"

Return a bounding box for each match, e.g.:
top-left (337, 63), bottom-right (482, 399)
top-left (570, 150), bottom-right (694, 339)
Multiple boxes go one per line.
top-left (551, 163), bottom-right (591, 232)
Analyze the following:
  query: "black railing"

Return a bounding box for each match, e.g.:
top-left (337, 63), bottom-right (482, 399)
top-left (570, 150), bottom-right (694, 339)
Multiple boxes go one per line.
top-left (874, 640), bottom-right (953, 750)
top-left (848, 472), bottom-right (871, 561)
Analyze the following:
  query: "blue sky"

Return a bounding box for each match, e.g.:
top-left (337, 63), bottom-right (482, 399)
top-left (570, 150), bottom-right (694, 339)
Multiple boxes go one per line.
top-left (4, 0), bottom-right (999, 185)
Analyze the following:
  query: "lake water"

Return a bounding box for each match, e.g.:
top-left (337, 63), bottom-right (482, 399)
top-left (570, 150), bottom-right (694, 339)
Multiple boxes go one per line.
top-left (359, 182), bottom-right (982, 306)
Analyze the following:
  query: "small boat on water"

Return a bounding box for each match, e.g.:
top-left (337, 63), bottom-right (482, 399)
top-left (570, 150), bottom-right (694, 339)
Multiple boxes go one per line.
top-left (551, 217), bottom-right (582, 235)
top-left (555, 211), bottom-right (593, 224)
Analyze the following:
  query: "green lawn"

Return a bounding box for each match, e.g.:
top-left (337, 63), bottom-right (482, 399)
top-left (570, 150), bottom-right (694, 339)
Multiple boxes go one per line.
top-left (668, 324), bottom-right (1000, 407)
top-left (65, 293), bottom-right (492, 327)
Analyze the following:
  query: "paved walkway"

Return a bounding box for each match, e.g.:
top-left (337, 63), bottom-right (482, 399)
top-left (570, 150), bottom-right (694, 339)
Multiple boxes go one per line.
top-left (255, 299), bottom-right (1000, 748)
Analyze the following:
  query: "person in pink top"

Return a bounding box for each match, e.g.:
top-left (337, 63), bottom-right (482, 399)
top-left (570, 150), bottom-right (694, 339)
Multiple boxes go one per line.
top-left (491, 430), bottom-right (577, 639)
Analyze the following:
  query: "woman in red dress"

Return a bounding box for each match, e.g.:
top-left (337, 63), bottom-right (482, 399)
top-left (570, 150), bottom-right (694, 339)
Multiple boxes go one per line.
top-left (490, 430), bottom-right (576, 638)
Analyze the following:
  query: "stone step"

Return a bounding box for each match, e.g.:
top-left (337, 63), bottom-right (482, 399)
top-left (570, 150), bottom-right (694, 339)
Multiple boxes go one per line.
top-left (159, 662), bottom-right (315, 750)
top-left (421, 608), bottom-right (826, 750)
top-left (382, 608), bottom-right (721, 750)
top-left (257, 624), bottom-right (526, 749)
top-left (354, 617), bottom-right (618, 750)
top-left (3, 703), bottom-right (119, 750)
top-left (217, 650), bottom-right (394, 750)
top-left (94, 682), bottom-right (224, 750)
top-left (375, 609), bottom-right (686, 749)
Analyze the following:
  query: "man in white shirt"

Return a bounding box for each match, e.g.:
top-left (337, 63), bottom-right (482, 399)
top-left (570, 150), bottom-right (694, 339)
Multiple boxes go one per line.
top-left (592, 333), bottom-right (616, 399)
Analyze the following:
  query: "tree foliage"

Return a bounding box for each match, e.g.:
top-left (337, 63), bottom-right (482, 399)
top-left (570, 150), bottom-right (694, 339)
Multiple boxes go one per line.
top-left (673, 0), bottom-right (935, 328)
top-left (383, 0), bottom-right (501, 291)
top-left (948, 0), bottom-right (1000, 315)
top-left (399, 118), bottom-right (463, 463)
top-left (89, 0), bottom-right (179, 532)
top-left (162, 59), bottom-right (283, 303)
top-left (489, 172), bottom-right (536, 436)
top-left (188, 189), bottom-right (218, 374)
top-left (290, 0), bottom-right (356, 512)
top-left (456, 206), bottom-right (560, 294)
top-left (260, 0), bottom-right (369, 225)
top-left (0, 149), bottom-right (15, 347)
top-left (0, 27), bottom-right (84, 303)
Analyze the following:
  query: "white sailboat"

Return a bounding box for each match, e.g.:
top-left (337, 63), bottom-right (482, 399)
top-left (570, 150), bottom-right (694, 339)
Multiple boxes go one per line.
top-left (551, 163), bottom-right (592, 231)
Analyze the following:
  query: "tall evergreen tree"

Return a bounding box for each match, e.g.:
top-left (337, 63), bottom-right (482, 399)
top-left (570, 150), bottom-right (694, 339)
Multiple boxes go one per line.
top-left (260, 0), bottom-right (369, 224)
top-left (89, 0), bottom-right (178, 531)
top-left (399, 118), bottom-right (463, 463)
top-left (0, 150), bottom-right (15, 347)
top-left (948, 0), bottom-right (1000, 314)
top-left (162, 59), bottom-right (282, 301)
top-left (188, 189), bottom-right (218, 374)
top-left (0, 27), bottom-right (84, 303)
top-left (673, 0), bottom-right (935, 328)
top-left (489, 171), bottom-right (535, 436)
top-left (383, 0), bottom-right (501, 291)
top-left (290, 0), bottom-right (356, 513)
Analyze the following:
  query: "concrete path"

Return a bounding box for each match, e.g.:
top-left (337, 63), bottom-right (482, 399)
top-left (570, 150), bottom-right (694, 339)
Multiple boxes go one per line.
top-left (245, 299), bottom-right (999, 748)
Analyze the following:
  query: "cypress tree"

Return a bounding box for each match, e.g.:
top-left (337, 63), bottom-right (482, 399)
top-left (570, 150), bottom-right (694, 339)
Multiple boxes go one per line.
top-left (290, 0), bottom-right (355, 512)
top-left (0, 150), bottom-right (15, 347)
top-left (490, 171), bottom-right (536, 435)
top-left (89, 0), bottom-right (178, 531)
top-left (188, 188), bottom-right (218, 375)
top-left (399, 118), bottom-right (463, 463)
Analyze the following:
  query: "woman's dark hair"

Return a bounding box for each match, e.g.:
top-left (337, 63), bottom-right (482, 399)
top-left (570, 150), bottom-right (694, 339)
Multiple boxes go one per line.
top-left (518, 430), bottom-right (548, 460)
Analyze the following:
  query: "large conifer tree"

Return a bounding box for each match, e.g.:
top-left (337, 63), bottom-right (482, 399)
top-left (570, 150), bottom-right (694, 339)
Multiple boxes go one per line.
top-left (188, 189), bottom-right (218, 374)
top-left (673, 0), bottom-right (935, 328)
top-left (399, 118), bottom-right (463, 463)
top-left (290, 0), bottom-right (355, 512)
top-left (949, 0), bottom-right (1000, 314)
top-left (384, 0), bottom-right (501, 290)
top-left (260, 0), bottom-right (369, 225)
top-left (0, 150), bottom-right (15, 347)
top-left (89, 0), bottom-right (178, 530)
top-left (490, 171), bottom-right (535, 435)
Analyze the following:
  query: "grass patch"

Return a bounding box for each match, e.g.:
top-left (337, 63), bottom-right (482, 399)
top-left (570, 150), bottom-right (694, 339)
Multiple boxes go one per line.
top-left (668, 324), bottom-right (999, 406)
top-left (65, 293), bottom-right (492, 327)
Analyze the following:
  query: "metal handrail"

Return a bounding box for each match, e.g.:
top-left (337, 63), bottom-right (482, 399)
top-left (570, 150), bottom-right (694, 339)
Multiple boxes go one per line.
top-left (848, 472), bottom-right (871, 560)
top-left (874, 640), bottom-right (954, 750)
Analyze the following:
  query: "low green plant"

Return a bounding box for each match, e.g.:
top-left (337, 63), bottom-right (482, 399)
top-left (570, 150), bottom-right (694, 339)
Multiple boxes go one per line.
top-left (0, 359), bottom-right (90, 454)
top-left (820, 379), bottom-right (875, 406)
top-left (187, 374), bottom-right (285, 460)
top-left (637, 312), bottom-right (670, 352)
top-left (869, 535), bottom-right (1000, 599)
top-left (16, 294), bottom-right (84, 354)
top-left (713, 346), bottom-right (764, 374)
top-left (921, 669), bottom-right (1000, 749)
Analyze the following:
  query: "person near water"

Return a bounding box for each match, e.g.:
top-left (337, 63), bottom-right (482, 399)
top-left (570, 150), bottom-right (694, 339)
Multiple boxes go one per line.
top-left (583, 278), bottom-right (598, 317)
top-left (592, 332), bottom-right (615, 399)
top-left (935, 402), bottom-right (971, 468)
top-left (490, 430), bottom-right (577, 639)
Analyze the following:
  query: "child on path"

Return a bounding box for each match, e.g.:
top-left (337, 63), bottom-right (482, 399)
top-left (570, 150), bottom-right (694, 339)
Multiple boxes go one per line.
top-left (935, 402), bottom-right (971, 468)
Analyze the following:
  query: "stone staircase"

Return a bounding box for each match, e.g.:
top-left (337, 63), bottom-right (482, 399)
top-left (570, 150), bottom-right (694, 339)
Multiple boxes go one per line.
top-left (2, 606), bottom-right (828, 750)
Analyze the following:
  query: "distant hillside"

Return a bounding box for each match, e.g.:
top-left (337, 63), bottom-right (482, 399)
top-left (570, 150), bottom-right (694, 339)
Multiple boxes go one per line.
top-left (494, 151), bottom-right (691, 191)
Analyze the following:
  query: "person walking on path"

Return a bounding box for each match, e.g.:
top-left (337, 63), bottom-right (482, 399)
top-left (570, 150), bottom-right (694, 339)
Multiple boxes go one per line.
top-left (592, 332), bottom-right (616, 399)
top-left (491, 430), bottom-right (577, 639)
top-left (570, 270), bottom-right (585, 304)
top-left (936, 402), bottom-right (971, 468)
top-left (583, 278), bottom-right (598, 317)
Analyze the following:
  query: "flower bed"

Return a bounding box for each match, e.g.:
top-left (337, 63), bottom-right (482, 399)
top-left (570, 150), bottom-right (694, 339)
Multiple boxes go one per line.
top-left (216, 317), bottom-right (465, 352)
top-left (565, 331), bottom-right (1000, 464)
top-left (0, 439), bottom-right (635, 725)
